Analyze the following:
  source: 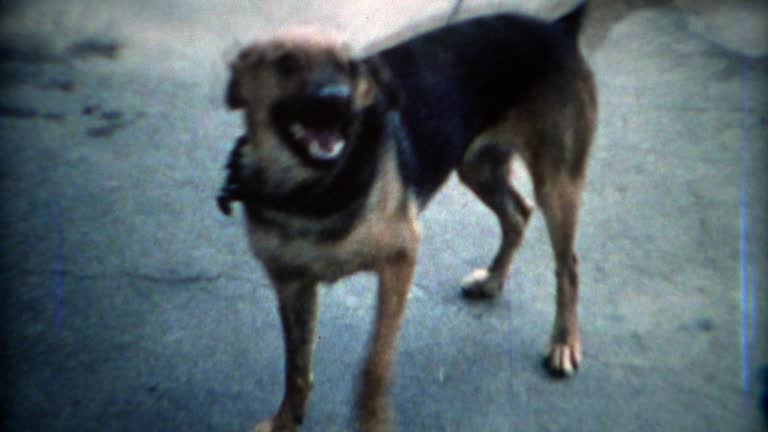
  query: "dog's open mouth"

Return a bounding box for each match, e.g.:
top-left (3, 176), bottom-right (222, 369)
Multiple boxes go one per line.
top-left (271, 85), bottom-right (355, 164)
top-left (288, 122), bottom-right (345, 160)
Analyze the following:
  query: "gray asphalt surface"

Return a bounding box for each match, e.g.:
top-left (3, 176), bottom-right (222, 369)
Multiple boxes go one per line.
top-left (2, 0), bottom-right (767, 431)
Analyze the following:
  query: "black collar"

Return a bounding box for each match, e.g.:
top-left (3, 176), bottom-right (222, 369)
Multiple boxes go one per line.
top-left (244, 100), bottom-right (390, 222)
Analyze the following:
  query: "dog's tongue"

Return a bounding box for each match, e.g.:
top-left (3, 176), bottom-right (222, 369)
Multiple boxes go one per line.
top-left (312, 129), bottom-right (340, 151)
top-left (305, 127), bottom-right (344, 159)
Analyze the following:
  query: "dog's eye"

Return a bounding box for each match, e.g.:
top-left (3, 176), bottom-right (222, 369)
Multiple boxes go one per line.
top-left (347, 62), bottom-right (360, 78)
top-left (333, 57), bottom-right (350, 73)
top-left (273, 53), bottom-right (302, 77)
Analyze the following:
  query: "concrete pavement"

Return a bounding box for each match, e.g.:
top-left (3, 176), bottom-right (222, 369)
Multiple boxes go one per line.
top-left (2, 1), bottom-right (766, 431)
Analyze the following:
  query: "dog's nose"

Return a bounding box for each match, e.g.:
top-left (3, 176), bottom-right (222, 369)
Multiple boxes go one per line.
top-left (309, 82), bottom-right (351, 101)
top-left (317, 83), bottom-right (350, 99)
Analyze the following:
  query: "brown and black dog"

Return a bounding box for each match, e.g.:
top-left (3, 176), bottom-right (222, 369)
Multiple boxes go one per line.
top-left (218, 2), bottom-right (596, 431)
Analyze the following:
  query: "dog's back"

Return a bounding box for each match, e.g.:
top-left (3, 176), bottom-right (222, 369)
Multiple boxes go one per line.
top-left (375, 4), bottom-right (589, 205)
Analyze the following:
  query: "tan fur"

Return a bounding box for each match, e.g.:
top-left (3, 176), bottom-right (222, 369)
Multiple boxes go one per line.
top-left (226, 19), bottom-right (597, 430)
top-left (228, 34), bottom-right (420, 429)
top-left (247, 147), bottom-right (419, 431)
top-left (458, 64), bottom-right (596, 375)
top-left (246, 146), bottom-right (419, 282)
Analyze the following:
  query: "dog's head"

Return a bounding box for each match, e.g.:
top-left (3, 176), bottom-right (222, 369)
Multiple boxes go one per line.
top-left (226, 29), bottom-right (398, 167)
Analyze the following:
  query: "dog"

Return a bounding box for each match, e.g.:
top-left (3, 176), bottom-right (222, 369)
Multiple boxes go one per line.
top-left (218, 2), bottom-right (596, 431)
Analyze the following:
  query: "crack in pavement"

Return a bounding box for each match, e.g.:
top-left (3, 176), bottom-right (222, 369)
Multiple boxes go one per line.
top-left (125, 270), bottom-right (224, 285)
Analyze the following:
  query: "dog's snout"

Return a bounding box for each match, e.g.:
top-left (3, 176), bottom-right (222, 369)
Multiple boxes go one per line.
top-left (300, 82), bottom-right (353, 117)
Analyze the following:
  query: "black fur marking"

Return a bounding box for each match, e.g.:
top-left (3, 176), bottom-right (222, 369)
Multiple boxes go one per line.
top-left (216, 134), bottom-right (249, 216)
top-left (244, 197), bottom-right (367, 242)
top-left (387, 110), bottom-right (418, 201)
top-left (375, 11), bottom-right (583, 206)
top-left (267, 263), bottom-right (313, 284)
top-left (273, 52), bottom-right (303, 78)
top-left (226, 74), bottom-right (245, 109)
top-left (363, 57), bottom-right (403, 111)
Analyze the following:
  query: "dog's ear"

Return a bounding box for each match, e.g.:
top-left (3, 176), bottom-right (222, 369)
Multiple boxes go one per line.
top-left (225, 47), bottom-right (263, 110)
top-left (226, 71), bottom-right (245, 110)
top-left (354, 56), bottom-right (401, 110)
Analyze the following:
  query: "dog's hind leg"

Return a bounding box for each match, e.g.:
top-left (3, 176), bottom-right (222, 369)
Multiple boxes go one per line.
top-left (531, 73), bottom-right (595, 377)
top-left (526, 101), bottom-right (593, 375)
top-left (254, 276), bottom-right (318, 432)
top-left (458, 142), bottom-right (533, 298)
top-left (533, 168), bottom-right (585, 377)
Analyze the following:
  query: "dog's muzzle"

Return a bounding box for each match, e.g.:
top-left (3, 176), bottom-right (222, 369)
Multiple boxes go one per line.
top-left (271, 83), bottom-right (355, 164)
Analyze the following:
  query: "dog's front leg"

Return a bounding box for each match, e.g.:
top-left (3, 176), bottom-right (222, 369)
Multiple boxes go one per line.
top-left (254, 275), bottom-right (318, 432)
top-left (358, 252), bottom-right (416, 432)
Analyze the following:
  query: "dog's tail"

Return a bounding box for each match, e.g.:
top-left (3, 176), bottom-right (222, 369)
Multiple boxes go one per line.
top-left (555, 1), bottom-right (588, 38)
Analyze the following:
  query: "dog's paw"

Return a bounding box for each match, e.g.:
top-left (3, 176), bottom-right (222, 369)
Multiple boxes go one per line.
top-left (544, 339), bottom-right (581, 378)
top-left (460, 268), bottom-right (503, 299)
top-left (253, 418), bottom-right (297, 432)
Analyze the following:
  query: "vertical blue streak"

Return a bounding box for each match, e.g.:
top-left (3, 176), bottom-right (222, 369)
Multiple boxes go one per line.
top-left (54, 202), bottom-right (63, 332)
top-left (738, 58), bottom-right (751, 393)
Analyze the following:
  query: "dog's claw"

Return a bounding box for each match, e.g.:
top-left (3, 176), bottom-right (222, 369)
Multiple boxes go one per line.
top-left (544, 342), bottom-right (581, 378)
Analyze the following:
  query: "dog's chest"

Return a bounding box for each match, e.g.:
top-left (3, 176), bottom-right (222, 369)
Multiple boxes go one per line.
top-left (245, 155), bottom-right (418, 282)
top-left (246, 212), bottom-right (409, 282)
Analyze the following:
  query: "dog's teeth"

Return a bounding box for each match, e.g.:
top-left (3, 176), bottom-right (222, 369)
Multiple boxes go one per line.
top-left (308, 139), bottom-right (345, 160)
top-left (329, 140), bottom-right (344, 157)
top-left (308, 140), bottom-right (321, 158)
